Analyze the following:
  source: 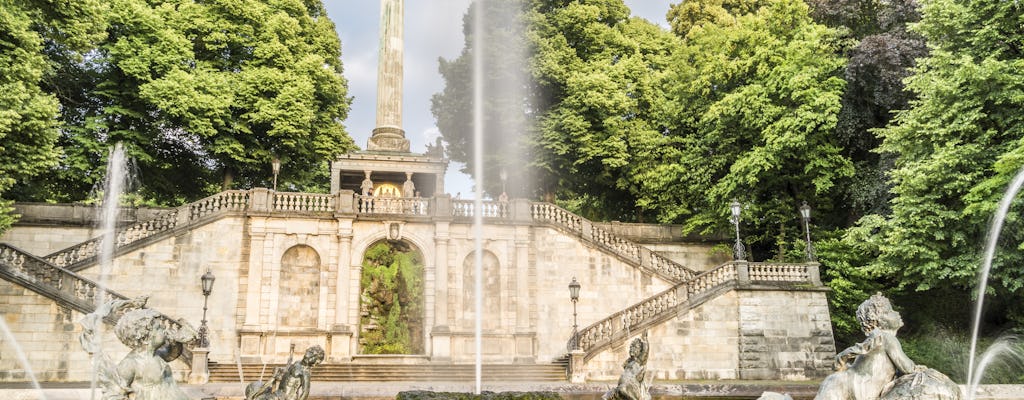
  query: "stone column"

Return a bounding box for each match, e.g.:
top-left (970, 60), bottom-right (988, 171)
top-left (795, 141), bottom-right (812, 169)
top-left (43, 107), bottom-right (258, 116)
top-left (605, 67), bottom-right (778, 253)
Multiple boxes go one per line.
top-left (331, 219), bottom-right (354, 361)
top-left (431, 222), bottom-right (451, 360)
top-left (368, 0), bottom-right (410, 152)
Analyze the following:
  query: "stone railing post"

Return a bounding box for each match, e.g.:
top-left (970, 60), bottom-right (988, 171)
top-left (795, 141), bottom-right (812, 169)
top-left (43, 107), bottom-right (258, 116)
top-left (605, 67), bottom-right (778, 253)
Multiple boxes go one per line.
top-left (735, 261), bottom-right (750, 287)
top-left (639, 247), bottom-right (652, 269)
top-left (334, 190), bottom-right (355, 214)
top-left (580, 219), bottom-right (593, 242)
top-left (433, 194), bottom-right (452, 219)
top-left (569, 349), bottom-right (587, 383)
top-left (188, 347), bottom-right (210, 384)
top-left (176, 204), bottom-right (191, 226)
top-left (249, 188), bottom-right (271, 212)
top-left (510, 199), bottom-right (532, 223)
top-left (806, 262), bottom-right (822, 286)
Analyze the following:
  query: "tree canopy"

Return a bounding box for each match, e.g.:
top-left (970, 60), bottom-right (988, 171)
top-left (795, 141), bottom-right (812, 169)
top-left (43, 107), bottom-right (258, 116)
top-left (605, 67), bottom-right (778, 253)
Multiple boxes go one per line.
top-left (7, 0), bottom-right (355, 206)
top-left (0, 0), bottom-right (107, 231)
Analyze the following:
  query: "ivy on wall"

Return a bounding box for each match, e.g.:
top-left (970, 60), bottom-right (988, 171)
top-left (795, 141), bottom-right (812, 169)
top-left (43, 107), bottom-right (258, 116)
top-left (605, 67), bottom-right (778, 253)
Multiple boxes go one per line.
top-left (359, 241), bottom-right (425, 354)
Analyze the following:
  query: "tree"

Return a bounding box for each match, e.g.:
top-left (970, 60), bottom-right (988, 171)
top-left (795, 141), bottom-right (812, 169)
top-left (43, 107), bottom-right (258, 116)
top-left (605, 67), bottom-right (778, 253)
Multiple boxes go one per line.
top-left (10, 0), bottom-right (355, 205)
top-left (649, 0), bottom-right (849, 259)
top-left (432, 0), bottom-right (537, 199)
top-left (802, 0), bottom-right (927, 222)
top-left (855, 0), bottom-right (1024, 321)
top-left (433, 0), bottom-right (680, 220)
top-left (0, 0), bottom-right (107, 231)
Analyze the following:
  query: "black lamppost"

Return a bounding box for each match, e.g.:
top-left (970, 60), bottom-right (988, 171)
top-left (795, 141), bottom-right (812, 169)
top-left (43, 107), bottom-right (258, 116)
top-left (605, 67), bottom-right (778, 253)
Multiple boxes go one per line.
top-left (800, 201), bottom-right (816, 262)
top-left (198, 268), bottom-right (215, 348)
top-left (730, 199), bottom-right (746, 261)
top-left (271, 156), bottom-right (281, 191)
top-left (568, 277), bottom-right (581, 350)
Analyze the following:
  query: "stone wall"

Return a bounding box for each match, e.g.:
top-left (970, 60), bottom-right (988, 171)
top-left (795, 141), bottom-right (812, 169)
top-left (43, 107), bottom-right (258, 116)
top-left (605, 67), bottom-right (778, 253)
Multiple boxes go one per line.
top-left (0, 201), bottom-right (832, 382)
top-left (736, 289), bottom-right (835, 380)
top-left (579, 288), bottom-right (834, 382)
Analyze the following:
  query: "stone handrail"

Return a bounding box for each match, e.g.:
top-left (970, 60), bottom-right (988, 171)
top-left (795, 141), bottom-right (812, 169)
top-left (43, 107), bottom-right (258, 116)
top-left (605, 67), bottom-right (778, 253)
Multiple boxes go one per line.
top-left (273, 192), bottom-right (335, 213)
top-left (530, 202), bottom-right (695, 283)
top-left (44, 190), bottom-right (251, 270)
top-left (45, 209), bottom-right (181, 268)
top-left (188, 190), bottom-right (249, 220)
top-left (355, 195), bottom-right (429, 215)
top-left (452, 200), bottom-right (509, 218)
top-left (530, 203), bottom-right (583, 232)
top-left (573, 261), bottom-right (817, 361)
top-left (649, 252), bottom-right (695, 281)
top-left (0, 243), bottom-right (190, 335)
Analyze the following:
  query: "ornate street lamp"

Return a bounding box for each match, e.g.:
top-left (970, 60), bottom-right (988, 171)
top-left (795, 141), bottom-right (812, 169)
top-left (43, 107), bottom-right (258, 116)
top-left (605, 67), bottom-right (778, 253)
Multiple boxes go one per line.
top-left (198, 268), bottom-right (215, 348)
top-left (730, 199), bottom-right (746, 261)
top-left (271, 156), bottom-right (281, 191)
top-left (800, 201), bottom-right (817, 262)
top-left (568, 277), bottom-right (581, 350)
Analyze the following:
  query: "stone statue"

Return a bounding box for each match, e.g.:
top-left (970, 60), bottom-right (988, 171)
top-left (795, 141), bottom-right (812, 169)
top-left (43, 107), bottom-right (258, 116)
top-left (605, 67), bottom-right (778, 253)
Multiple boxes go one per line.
top-left (360, 171), bottom-right (374, 196)
top-left (813, 294), bottom-right (961, 400)
top-left (402, 172), bottom-right (415, 198)
top-left (80, 296), bottom-right (197, 400)
top-left (245, 345), bottom-right (325, 400)
top-left (603, 333), bottom-right (652, 400)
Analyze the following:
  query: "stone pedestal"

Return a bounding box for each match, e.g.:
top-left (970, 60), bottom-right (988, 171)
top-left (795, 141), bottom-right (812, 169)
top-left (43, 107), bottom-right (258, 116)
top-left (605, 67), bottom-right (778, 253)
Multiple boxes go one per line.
top-left (569, 350), bottom-right (587, 383)
top-left (430, 326), bottom-right (452, 362)
top-left (188, 348), bottom-right (210, 384)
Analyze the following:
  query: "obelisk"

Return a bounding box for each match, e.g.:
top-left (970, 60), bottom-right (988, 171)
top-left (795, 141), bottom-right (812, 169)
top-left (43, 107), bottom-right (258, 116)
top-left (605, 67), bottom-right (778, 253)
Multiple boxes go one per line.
top-left (367, 0), bottom-right (410, 152)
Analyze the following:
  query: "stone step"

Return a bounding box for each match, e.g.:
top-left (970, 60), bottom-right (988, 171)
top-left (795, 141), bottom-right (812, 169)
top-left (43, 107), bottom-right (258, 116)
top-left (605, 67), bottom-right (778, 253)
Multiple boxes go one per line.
top-left (208, 363), bottom-right (568, 382)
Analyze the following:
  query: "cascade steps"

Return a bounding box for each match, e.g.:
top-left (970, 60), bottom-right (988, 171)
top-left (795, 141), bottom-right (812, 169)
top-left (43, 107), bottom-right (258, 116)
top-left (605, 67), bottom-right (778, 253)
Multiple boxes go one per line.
top-left (208, 362), bottom-right (568, 382)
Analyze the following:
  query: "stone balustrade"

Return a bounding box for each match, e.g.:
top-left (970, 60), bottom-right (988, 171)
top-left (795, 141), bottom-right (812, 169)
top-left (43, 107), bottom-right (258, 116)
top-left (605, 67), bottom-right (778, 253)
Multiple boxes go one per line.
top-left (0, 243), bottom-right (188, 333)
top-left (572, 261), bottom-right (821, 360)
top-left (33, 189), bottom-right (698, 292)
top-left (452, 199), bottom-right (508, 218)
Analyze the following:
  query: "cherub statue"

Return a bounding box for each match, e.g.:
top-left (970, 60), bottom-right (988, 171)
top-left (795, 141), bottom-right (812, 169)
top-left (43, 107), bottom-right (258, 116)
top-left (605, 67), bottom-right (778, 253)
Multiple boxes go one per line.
top-left (245, 345), bottom-right (325, 400)
top-left (603, 333), bottom-right (652, 400)
top-left (814, 294), bottom-right (960, 400)
top-left (80, 296), bottom-right (197, 400)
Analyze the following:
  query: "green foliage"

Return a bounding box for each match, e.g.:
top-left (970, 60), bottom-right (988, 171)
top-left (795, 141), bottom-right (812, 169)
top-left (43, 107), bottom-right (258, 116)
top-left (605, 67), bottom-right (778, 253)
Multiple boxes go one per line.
top-left (433, 0), bottom-right (681, 220)
top-left (396, 391), bottom-right (563, 400)
top-left (0, 0), bottom-right (107, 233)
top-left (649, 0), bottom-right (850, 259)
top-left (8, 0), bottom-right (355, 206)
top-left (359, 241), bottom-right (425, 354)
top-left (851, 0), bottom-right (1024, 321)
top-left (901, 329), bottom-right (1024, 384)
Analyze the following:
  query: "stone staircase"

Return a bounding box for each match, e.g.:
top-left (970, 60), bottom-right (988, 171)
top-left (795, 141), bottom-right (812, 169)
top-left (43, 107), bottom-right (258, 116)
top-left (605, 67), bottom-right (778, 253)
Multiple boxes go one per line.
top-left (208, 361), bottom-right (568, 382)
top-left (33, 190), bottom-right (697, 286)
top-left (44, 190), bottom-right (253, 271)
top-left (572, 261), bottom-right (821, 362)
top-left (0, 243), bottom-right (194, 361)
top-left (2, 189), bottom-right (755, 376)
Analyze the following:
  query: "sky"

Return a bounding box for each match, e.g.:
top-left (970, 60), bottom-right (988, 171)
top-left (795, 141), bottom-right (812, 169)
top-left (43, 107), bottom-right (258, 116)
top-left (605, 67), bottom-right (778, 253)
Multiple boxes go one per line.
top-left (324, 1), bottom-right (675, 197)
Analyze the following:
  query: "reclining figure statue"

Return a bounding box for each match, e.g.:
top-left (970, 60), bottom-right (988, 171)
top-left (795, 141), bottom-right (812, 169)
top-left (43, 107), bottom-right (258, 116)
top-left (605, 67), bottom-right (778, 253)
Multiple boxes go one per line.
top-left (814, 293), bottom-right (961, 400)
top-left (245, 345), bottom-right (325, 400)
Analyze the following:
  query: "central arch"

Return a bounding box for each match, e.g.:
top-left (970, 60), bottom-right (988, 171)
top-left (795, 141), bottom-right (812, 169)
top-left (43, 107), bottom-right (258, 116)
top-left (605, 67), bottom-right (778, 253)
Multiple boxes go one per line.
top-left (357, 239), bottom-right (425, 354)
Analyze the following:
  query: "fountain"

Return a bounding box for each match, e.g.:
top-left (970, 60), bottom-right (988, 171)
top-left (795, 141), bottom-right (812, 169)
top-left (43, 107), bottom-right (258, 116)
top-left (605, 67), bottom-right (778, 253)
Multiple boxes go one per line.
top-left (966, 166), bottom-right (1024, 399)
top-left (0, 317), bottom-right (46, 399)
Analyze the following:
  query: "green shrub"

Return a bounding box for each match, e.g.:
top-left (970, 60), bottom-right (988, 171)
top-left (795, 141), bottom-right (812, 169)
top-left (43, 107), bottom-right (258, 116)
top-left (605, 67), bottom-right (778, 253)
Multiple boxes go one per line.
top-left (901, 329), bottom-right (1024, 384)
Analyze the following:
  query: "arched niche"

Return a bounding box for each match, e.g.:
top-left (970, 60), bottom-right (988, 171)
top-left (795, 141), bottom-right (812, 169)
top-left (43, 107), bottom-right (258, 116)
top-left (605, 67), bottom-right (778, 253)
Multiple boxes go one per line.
top-left (358, 239), bottom-right (425, 354)
top-left (278, 245), bottom-right (321, 328)
top-left (462, 250), bottom-right (501, 330)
